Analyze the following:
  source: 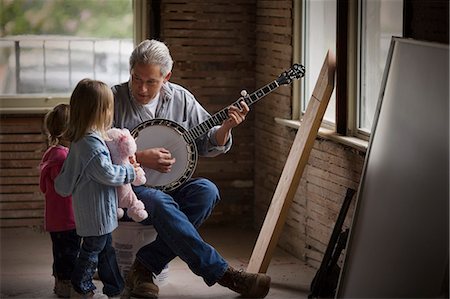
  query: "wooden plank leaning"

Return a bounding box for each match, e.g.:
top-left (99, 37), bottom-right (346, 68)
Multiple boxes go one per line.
top-left (247, 50), bottom-right (336, 274)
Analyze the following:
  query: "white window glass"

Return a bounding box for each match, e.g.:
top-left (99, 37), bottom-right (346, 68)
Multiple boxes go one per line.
top-left (0, 0), bottom-right (133, 96)
top-left (303, 0), bottom-right (336, 123)
top-left (359, 0), bottom-right (403, 132)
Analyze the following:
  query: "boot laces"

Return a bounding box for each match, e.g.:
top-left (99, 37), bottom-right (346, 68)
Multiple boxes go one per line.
top-left (231, 268), bottom-right (249, 292)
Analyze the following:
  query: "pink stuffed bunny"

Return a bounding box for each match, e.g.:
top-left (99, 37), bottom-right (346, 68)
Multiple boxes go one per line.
top-left (106, 128), bottom-right (148, 222)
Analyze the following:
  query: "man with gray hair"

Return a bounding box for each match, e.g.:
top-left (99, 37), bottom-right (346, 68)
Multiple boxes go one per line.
top-left (112, 39), bottom-right (271, 298)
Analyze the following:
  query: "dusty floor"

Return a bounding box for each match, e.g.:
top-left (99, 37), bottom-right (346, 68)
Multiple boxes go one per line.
top-left (0, 225), bottom-right (315, 299)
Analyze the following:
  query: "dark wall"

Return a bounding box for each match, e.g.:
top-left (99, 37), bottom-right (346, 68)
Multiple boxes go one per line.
top-left (404, 0), bottom-right (449, 44)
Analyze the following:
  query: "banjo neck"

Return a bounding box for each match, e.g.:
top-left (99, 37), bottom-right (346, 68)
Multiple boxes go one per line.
top-left (184, 79), bottom-right (281, 142)
top-left (183, 63), bottom-right (305, 142)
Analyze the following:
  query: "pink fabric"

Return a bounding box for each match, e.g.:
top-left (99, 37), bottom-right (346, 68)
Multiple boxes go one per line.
top-left (39, 145), bottom-right (76, 232)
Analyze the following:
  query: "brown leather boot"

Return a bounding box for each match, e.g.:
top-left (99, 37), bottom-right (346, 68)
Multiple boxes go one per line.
top-left (217, 266), bottom-right (271, 298)
top-left (120, 260), bottom-right (159, 299)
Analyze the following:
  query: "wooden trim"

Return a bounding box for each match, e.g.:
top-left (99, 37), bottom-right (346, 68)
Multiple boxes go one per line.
top-left (274, 118), bottom-right (368, 152)
top-left (336, 0), bottom-right (349, 135)
top-left (149, 0), bottom-right (161, 39)
top-left (292, 0), bottom-right (302, 120)
top-left (133, 0), bottom-right (150, 44)
top-left (403, 0), bottom-right (411, 38)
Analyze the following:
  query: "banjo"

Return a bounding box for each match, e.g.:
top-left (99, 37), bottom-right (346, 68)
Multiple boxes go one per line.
top-left (131, 64), bottom-right (305, 192)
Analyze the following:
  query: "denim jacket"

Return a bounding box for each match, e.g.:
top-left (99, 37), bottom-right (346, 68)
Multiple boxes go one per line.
top-left (112, 81), bottom-right (232, 157)
top-left (55, 131), bottom-right (135, 237)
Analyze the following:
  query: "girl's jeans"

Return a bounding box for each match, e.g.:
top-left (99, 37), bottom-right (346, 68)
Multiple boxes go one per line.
top-left (50, 229), bottom-right (81, 280)
top-left (71, 233), bottom-right (124, 296)
top-left (132, 177), bottom-right (229, 286)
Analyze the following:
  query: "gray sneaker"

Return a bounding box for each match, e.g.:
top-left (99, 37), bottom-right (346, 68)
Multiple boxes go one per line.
top-left (69, 288), bottom-right (108, 299)
top-left (218, 266), bottom-right (271, 298)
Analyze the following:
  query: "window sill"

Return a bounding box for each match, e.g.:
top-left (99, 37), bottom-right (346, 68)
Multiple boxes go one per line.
top-left (274, 118), bottom-right (368, 153)
top-left (0, 95), bottom-right (70, 115)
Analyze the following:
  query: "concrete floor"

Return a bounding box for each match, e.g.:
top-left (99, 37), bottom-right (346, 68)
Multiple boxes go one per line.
top-left (0, 225), bottom-right (315, 299)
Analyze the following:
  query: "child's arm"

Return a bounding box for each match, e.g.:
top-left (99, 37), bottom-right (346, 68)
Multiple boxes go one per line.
top-left (86, 151), bottom-right (136, 186)
top-left (50, 163), bottom-right (63, 181)
top-left (40, 150), bottom-right (66, 195)
top-left (40, 165), bottom-right (62, 194)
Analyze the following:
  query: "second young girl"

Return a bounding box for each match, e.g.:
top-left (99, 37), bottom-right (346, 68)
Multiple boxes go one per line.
top-left (55, 78), bottom-right (142, 298)
top-left (40, 103), bottom-right (81, 298)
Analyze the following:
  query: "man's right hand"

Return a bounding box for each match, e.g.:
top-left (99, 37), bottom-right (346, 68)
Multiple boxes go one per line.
top-left (135, 148), bottom-right (176, 173)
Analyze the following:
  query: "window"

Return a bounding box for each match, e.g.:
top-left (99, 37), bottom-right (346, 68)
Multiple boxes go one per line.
top-left (0, 0), bottom-right (135, 112)
top-left (297, 0), bottom-right (403, 137)
top-left (358, 0), bottom-right (403, 133)
top-left (302, 0), bottom-right (336, 124)
top-left (0, 37), bottom-right (132, 94)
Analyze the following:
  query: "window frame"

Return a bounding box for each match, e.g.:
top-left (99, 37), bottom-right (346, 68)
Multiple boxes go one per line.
top-left (354, 0), bottom-right (371, 139)
top-left (290, 0), bottom-right (403, 143)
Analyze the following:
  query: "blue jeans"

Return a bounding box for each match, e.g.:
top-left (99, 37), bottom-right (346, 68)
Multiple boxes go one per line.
top-left (71, 233), bottom-right (124, 296)
top-left (50, 229), bottom-right (81, 280)
top-left (132, 177), bottom-right (228, 286)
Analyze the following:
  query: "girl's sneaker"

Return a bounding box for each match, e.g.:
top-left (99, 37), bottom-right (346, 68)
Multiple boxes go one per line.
top-left (70, 288), bottom-right (108, 299)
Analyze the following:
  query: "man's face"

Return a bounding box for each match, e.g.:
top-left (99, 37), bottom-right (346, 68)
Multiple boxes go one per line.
top-left (129, 63), bottom-right (170, 105)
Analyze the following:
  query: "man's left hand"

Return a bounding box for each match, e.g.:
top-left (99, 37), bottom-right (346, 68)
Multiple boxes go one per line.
top-left (222, 100), bottom-right (250, 130)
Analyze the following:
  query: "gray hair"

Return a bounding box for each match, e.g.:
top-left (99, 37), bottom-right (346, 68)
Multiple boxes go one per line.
top-left (129, 39), bottom-right (173, 77)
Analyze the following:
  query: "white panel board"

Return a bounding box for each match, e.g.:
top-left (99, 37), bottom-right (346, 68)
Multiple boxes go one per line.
top-left (337, 38), bottom-right (449, 298)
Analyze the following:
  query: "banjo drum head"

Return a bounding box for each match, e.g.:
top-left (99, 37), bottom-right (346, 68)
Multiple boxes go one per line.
top-left (132, 119), bottom-right (197, 191)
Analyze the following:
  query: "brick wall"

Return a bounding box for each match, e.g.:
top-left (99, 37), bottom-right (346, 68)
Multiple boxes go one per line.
top-left (158, 0), bottom-right (257, 226)
top-left (0, 114), bottom-right (46, 227)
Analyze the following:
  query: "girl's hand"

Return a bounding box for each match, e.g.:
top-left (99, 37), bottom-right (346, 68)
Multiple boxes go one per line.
top-left (129, 154), bottom-right (147, 185)
top-left (129, 155), bottom-right (137, 165)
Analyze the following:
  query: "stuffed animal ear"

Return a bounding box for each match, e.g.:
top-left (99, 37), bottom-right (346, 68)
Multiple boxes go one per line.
top-left (118, 129), bottom-right (137, 157)
top-left (106, 128), bottom-right (118, 139)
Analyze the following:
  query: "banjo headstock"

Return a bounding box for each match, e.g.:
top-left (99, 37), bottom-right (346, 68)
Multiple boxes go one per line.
top-left (276, 64), bottom-right (306, 86)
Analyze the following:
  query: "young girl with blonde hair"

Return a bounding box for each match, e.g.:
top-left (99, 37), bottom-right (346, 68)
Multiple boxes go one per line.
top-left (40, 103), bottom-right (81, 298)
top-left (55, 78), bottom-right (141, 298)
